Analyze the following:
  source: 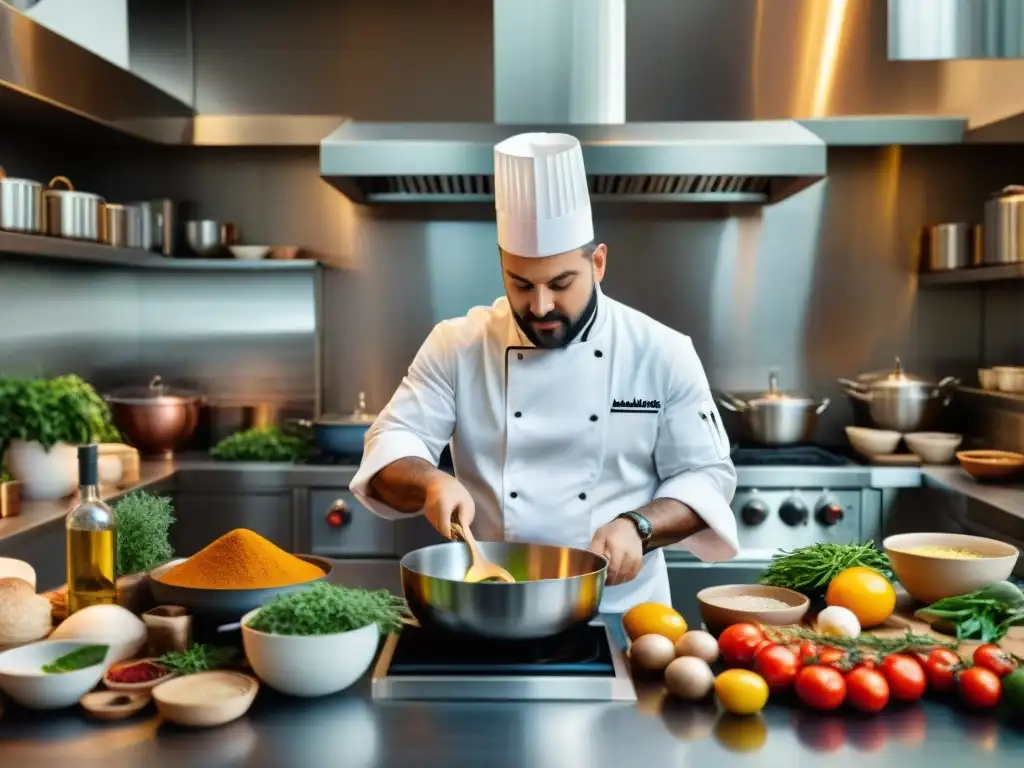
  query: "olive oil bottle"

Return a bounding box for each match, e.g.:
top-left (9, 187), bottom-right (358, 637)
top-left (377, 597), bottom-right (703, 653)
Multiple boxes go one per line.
top-left (66, 444), bottom-right (117, 615)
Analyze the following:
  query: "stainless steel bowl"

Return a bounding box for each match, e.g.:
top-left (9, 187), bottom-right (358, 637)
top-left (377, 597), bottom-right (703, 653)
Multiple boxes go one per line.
top-left (42, 176), bottom-right (104, 242)
top-left (0, 170), bottom-right (42, 234)
top-left (401, 541), bottom-right (606, 639)
top-left (148, 555), bottom-right (333, 618)
top-left (186, 219), bottom-right (237, 257)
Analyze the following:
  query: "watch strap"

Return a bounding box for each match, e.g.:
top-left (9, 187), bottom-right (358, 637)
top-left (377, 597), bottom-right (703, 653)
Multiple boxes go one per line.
top-left (617, 511), bottom-right (653, 544)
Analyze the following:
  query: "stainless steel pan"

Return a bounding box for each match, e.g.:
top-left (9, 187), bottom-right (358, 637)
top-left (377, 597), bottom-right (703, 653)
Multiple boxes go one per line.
top-left (400, 540), bottom-right (607, 639)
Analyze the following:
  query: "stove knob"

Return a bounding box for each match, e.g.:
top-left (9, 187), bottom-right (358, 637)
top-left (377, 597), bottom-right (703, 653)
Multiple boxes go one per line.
top-left (325, 500), bottom-right (350, 528)
top-left (779, 497), bottom-right (809, 527)
top-left (741, 499), bottom-right (770, 526)
top-left (816, 500), bottom-right (845, 526)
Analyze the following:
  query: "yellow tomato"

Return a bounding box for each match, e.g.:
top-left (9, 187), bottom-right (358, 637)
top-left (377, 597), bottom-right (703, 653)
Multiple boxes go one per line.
top-left (623, 602), bottom-right (688, 642)
top-left (825, 566), bottom-right (896, 628)
top-left (715, 669), bottom-right (769, 716)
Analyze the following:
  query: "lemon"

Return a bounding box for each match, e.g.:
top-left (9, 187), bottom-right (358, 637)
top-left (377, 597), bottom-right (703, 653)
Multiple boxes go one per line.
top-left (714, 669), bottom-right (769, 716)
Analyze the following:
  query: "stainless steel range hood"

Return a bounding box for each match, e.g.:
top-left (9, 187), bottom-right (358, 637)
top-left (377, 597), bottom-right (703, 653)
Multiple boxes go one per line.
top-left (320, 0), bottom-right (826, 205)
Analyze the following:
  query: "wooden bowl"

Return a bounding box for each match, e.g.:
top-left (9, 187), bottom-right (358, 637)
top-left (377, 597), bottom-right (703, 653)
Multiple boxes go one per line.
top-left (152, 671), bottom-right (258, 728)
top-left (956, 450), bottom-right (1024, 480)
top-left (696, 584), bottom-right (810, 636)
top-left (884, 532), bottom-right (1019, 604)
top-left (103, 658), bottom-right (176, 692)
top-left (147, 555), bottom-right (332, 619)
top-left (80, 690), bottom-right (151, 720)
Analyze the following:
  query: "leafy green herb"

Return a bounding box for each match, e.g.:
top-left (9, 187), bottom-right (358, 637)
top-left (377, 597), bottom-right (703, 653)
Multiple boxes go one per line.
top-left (157, 644), bottom-right (238, 675)
top-left (246, 582), bottom-right (405, 636)
top-left (0, 374), bottom-right (116, 454)
top-left (0, 467), bottom-right (11, 484)
top-left (210, 426), bottom-right (313, 463)
top-left (113, 491), bottom-right (176, 576)
top-left (42, 644), bottom-right (108, 674)
top-left (758, 541), bottom-right (893, 597)
top-left (919, 581), bottom-right (1024, 644)
top-left (770, 627), bottom-right (957, 656)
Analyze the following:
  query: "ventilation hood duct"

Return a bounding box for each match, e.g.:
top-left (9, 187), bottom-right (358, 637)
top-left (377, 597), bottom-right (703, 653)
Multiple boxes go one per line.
top-left (888, 0), bottom-right (1024, 60)
top-left (320, 0), bottom-right (826, 206)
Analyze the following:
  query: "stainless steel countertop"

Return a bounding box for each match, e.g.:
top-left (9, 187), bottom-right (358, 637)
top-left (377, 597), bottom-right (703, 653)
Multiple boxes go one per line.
top-left (922, 466), bottom-right (1024, 519)
top-left (1, 602), bottom-right (1022, 765)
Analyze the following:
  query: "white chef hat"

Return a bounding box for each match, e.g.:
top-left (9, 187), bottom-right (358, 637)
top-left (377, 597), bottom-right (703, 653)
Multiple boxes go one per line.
top-left (494, 132), bottom-right (594, 258)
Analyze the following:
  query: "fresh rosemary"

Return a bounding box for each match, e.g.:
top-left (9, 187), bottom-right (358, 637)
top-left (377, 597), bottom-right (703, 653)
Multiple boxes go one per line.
top-left (157, 644), bottom-right (238, 675)
top-left (246, 582), bottom-right (406, 636)
top-left (758, 541), bottom-right (893, 597)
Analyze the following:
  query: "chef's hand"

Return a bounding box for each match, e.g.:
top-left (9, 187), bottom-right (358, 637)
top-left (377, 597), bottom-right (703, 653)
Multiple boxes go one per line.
top-left (589, 518), bottom-right (644, 586)
top-left (423, 474), bottom-right (475, 540)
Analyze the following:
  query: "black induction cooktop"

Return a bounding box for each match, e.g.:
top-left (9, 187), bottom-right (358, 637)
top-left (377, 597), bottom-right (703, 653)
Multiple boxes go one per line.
top-left (730, 444), bottom-right (851, 467)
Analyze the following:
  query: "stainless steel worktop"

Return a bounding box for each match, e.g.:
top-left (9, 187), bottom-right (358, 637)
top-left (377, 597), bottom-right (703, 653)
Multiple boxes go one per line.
top-left (1, 604), bottom-right (1022, 767)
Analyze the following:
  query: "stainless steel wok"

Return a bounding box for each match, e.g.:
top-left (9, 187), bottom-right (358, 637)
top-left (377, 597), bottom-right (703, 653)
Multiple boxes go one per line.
top-left (400, 541), bottom-right (607, 639)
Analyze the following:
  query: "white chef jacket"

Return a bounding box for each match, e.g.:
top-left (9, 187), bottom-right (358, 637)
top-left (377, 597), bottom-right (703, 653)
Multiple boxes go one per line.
top-left (350, 289), bottom-right (739, 612)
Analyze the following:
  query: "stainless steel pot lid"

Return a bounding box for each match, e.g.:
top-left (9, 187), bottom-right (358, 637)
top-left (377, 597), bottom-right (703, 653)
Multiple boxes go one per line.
top-left (105, 375), bottom-right (202, 405)
top-left (862, 357), bottom-right (936, 390)
top-left (742, 372), bottom-right (818, 407)
top-left (318, 391), bottom-right (377, 425)
top-left (42, 176), bottom-right (104, 201)
top-left (991, 185), bottom-right (1024, 200)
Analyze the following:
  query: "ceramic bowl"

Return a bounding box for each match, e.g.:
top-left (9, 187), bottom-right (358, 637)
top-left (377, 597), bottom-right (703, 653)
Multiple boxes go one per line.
top-left (228, 245), bottom-right (271, 261)
top-left (0, 640), bottom-right (107, 709)
top-left (152, 671), bottom-right (258, 728)
top-left (103, 658), bottom-right (177, 692)
top-left (956, 450), bottom-right (1024, 481)
top-left (993, 366), bottom-right (1024, 394)
top-left (696, 584), bottom-right (810, 636)
top-left (978, 368), bottom-right (998, 391)
top-left (240, 609), bottom-right (379, 697)
top-left (148, 555), bottom-right (332, 619)
top-left (884, 532), bottom-right (1019, 604)
top-left (904, 432), bottom-right (963, 464)
top-left (0, 557), bottom-right (36, 589)
top-left (845, 426), bottom-right (902, 457)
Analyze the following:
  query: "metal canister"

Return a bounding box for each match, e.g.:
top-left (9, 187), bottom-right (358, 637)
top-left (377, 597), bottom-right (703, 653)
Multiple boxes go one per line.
top-left (102, 204), bottom-right (146, 249)
top-left (983, 186), bottom-right (1024, 265)
top-left (42, 176), bottom-right (105, 242)
top-left (922, 222), bottom-right (981, 271)
top-left (0, 169), bottom-right (43, 234)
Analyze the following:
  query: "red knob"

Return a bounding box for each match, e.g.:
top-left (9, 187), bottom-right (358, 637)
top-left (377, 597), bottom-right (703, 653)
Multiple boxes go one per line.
top-left (325, 500), bottom-right (349, 528)
top-left (816, 502), bottom-right (844, 526)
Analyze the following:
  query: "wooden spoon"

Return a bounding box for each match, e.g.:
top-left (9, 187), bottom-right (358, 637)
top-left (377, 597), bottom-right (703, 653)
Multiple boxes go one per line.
top-left (451, 522), bottom-right (515, 584)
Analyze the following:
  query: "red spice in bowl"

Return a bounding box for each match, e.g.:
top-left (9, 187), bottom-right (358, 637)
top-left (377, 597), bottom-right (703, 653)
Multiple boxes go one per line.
top-left (104, 659), bottom-right (175, 691)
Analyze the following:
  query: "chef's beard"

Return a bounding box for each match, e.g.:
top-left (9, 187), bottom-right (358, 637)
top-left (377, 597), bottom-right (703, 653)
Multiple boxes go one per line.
top-left (513, 284), bottom-right (599, 350)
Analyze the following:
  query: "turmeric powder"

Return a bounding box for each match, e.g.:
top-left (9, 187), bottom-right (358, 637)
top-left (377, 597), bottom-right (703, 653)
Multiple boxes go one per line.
top-left (158, 529), bottom-right (324, 590)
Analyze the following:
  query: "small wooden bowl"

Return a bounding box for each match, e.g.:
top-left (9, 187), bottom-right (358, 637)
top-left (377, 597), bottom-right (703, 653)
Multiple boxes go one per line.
top-left (956, 449), bottom-right (1024, 480)
top-left (696, 584), bottom-right (810, 636)
top-left (152, 671), bottom-right (258, 728)
top-left (103, 658), bottom-right (177, 692)
top-left (81, 690), bottom-right (151, 720)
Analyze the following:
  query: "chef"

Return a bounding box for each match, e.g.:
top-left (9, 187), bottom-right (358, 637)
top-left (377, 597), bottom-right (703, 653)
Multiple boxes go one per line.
top-left (350, 132), bottom-right (739, 612)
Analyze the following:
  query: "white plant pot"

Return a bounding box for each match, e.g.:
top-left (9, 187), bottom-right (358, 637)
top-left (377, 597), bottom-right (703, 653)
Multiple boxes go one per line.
top-left (6, 440), bottom-right (79, 500)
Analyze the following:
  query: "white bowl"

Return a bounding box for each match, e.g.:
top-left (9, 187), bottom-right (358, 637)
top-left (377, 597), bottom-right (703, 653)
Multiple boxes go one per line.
top-left (240, 609), bottom-right (379, 697)
top-left (228, 245), bottom-right (272, 261)
top-left (978, 368), bottom-right (998, 391)
top-left (0, 640), bottom-right (106, 709)
top-left (993, 366), bottom-right (1024, 394)
top-left (0, 557), bottom-right (37, 589)
top-left (904, 432), bottom-right (963, 464)
top-left (845, 426), bottom-right (901, 457)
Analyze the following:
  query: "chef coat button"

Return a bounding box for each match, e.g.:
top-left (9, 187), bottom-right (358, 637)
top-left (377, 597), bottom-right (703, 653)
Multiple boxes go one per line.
top-left (594, 350), bottom-right (603, 358)
top-left (517, 353), bottom-right (524, 360)
top-left (514, 411), bottom-right (522, 418)
top-left (589, 414), bottom-right (598, 422)
top-left (510, 491), bottom-right (518, 499)
top-left (579, 492), bottom-right (587, 500)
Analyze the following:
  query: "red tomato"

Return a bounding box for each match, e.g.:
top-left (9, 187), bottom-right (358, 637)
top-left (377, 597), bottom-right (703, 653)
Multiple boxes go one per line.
top-left (972, 644), bottom-right (1015, 678)
top-left (957, 667), bottom-right (1002, 710)
top-left (846, 667), bottom-right (890, 713)
top-left (795, 665), bottom-right (847, 710)
top-left (754, 643), bottom-right (800, 691)
top-left (718, 623), bottom-right (766, 667)
top-left (924, 648), bottom-right (962, 693)
top-left (880, 654), bottom-right (927, 702)
top-left (818, 648), bottom-right (846, 668)
top-left (796, 640), bottom-right (818, 663)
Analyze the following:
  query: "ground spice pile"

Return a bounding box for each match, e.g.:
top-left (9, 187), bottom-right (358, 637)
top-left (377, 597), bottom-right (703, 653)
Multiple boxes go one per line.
top-left (159, 528), bottom-right (324, 590)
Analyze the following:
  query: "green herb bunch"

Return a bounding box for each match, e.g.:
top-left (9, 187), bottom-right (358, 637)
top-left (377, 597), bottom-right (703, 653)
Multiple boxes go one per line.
top-left (113, 490), bottom-right (176, 575)
top-left (0, 374), bottom-right (117, 453)
top-left (157, 644), bottom-right (238, 675)
top-left (247, 582), bottom-right (406, 636)
top-left (758, 541), bottom-right (893, 597)
top-left (920, 580), bottom-right (1024, 644)
top-left (210, 426), bottom-right (313, 463)
top-left (0, 466), bottom-right (11, 484)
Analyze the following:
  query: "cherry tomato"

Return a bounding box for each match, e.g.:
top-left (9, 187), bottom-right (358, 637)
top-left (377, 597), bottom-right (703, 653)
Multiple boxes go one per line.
top-left (796, 640), bottom-right (818, 663)
top-left (795, 664), bottom-right (847, 711)
top-left (957, 667), bottom-right (1002, 710)
top-left (754, 639), bottom-right (774, 656)
top-left (880, 654), bottom-right (927, 702)
top-left (846, 667), bottom-right (890, 713)
top-left (718, 623), bottom-right (766, 667)
top-left (972, 644), bottom-right (1015, 678)
top-left (924, 648), bottom-right (961, 693)
top-left (818, 647), bottom-right (846, 668)
top-left (754, 643), bottom-right (800, 691)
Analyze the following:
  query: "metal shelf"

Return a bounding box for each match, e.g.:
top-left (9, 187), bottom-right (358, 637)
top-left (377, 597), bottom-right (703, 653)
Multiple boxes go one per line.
top-left (918, 263), bottom-right (1024, 286)
top-left (0, 232), bottom-right (318, 272)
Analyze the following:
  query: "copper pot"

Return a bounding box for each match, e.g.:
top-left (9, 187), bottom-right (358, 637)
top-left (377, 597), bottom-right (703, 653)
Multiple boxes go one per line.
top-left (105, 376), bottom-right (204, 458)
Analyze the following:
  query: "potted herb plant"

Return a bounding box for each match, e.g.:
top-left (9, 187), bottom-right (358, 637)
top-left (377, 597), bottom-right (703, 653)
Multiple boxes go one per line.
top-left (0, 375), bottom-right (118, 500)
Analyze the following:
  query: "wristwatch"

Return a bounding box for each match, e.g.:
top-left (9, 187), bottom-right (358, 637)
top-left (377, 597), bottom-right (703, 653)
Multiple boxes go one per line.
top-left (616, 511), bottom-right (653, 546)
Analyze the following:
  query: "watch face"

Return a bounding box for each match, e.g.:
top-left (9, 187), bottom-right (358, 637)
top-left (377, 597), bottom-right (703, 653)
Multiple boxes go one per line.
top-left (624, 512), bottom-right (652, 541)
